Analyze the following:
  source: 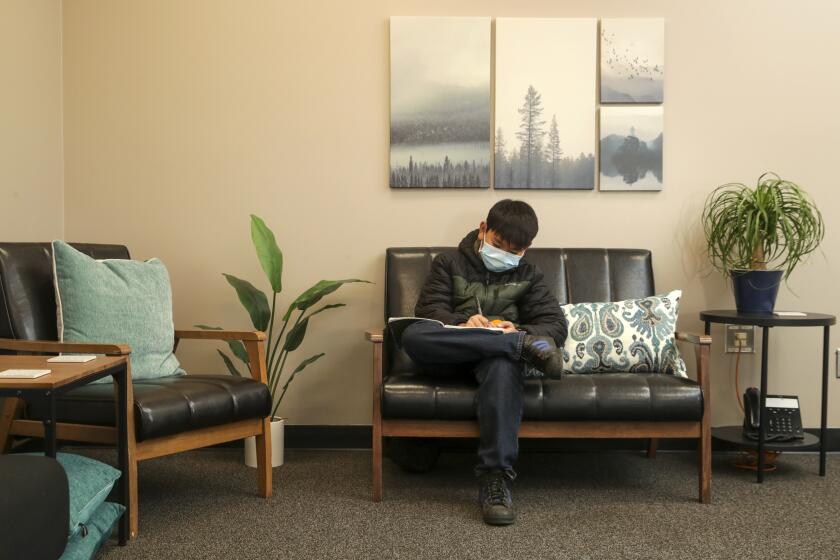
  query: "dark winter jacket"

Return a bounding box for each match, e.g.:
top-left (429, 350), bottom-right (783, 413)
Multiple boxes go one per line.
top-left (414, 229), bottom-right (568, 346)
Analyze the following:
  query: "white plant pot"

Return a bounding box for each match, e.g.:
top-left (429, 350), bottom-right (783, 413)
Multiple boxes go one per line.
top-left (245, 417), bottom-right (284, 468)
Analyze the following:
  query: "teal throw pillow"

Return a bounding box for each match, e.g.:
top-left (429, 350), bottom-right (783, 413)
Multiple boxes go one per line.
top-left (52, 240), bottom-right (184, 380)
top-left (60, 502), bottom-right (125, 560)
top-left (560, 289), bottom-right (687, 377)
top-left (24, 452), bottom-right (122, 537)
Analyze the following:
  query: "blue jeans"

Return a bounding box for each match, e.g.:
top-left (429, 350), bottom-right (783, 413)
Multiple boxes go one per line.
top-left (401, 321), bottom-right (527, 481)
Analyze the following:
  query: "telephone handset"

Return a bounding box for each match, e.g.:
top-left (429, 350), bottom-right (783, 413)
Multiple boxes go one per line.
top-left (743, 387), bottom-right (805, 442)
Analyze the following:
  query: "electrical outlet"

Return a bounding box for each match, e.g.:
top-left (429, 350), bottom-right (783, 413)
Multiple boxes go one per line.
top-left (725, 324), bottom-right (755, 353)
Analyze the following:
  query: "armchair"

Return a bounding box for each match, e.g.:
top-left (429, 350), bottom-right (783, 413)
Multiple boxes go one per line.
top-left (0, 242), bottom-right (273, 540)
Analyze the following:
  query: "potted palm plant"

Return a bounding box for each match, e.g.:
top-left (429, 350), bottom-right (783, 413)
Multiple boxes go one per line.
top-left (199, 215), bottom-right (370, 467)
top-left (702, 172), bottom-right (824, 313)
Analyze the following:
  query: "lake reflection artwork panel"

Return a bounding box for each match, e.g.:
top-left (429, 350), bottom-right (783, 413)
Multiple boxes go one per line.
top-left (599, 106), bottom-right (663, 191)
top-left (389, 16), bottom-right (491, 188)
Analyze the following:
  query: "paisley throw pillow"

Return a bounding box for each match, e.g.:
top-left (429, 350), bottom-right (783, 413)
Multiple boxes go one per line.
top-left (560, 290), bottom-right (687, 377)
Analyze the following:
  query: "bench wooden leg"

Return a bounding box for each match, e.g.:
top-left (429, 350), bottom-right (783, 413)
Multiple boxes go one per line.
top-left (647, 438), bottom-right (658, 458)
top-left (699, 422), bottom-right (711, 503)
top-left (371, 338), bottom-right (383, 502)
top-left (372, 431), bottom-right (383, 502)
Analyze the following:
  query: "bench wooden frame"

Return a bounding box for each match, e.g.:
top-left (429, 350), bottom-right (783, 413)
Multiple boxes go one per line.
top-left (366, 328), bottom-right (711, 504)
top-left (0, 330), bottom-right (272, 540)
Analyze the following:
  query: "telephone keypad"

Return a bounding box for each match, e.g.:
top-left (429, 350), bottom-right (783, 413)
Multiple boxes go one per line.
top-left (767, 408), bottom-right (802, 435)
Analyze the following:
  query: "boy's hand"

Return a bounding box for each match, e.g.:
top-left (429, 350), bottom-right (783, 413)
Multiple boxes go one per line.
top-left (494, 320), bottom-right (518, 333)
top-left (463, 314), bottom-right (491, 327)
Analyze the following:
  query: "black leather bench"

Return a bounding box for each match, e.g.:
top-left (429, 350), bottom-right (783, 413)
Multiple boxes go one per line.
top-left (366, 247), bottom-right (711, 503)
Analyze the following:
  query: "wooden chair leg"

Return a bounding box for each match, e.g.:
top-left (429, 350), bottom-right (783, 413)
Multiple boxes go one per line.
top-left (647, 438), bottom-right (658, 458)
top-left (0, 397), bottom-right (22, 453)
top-left (372, 431), bottom-right (382, 502)
top-left (256, 417), bottom-right (272, 498)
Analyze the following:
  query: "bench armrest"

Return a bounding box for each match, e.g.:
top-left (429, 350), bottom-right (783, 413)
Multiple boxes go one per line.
top-left (365, 329), bottom-right (384, 343)
top-left (675, 331), bottom-right (712, 346)
top-left (0, 338), bottom-right (131, 356)
top-left (674, 330), bottom-right (711, 407)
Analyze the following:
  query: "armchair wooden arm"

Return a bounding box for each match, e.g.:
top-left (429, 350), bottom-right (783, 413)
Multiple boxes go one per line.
top-left (0, 338), bottom-right (131, 356)
top-left (172, 329), bottom-right (267, 384)
top-left (174, 330), bottom-right (266, 342)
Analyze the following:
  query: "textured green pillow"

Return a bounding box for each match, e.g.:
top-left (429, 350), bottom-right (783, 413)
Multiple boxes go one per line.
top-left (52, 240), bottom-right (183, 380)
top-left (24, 452), bottom-right (121, 537)
top-left (60, 502), bottom-right (125, 560)
top-left (560, 289), bottom-right (687, 377)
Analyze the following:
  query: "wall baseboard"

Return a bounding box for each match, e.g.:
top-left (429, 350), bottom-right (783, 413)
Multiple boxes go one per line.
top-left (285, 425), bottom-right (840, 452)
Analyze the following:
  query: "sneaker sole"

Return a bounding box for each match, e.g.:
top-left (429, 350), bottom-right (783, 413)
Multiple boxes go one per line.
top-left (483, 514), bottom-right (515, 526)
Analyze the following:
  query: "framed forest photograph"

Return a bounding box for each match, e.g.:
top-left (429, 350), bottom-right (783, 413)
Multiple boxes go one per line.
top-left (389, 16), bottom-right (491, 188)
top-left (494, 18), bottom-right (597, 189)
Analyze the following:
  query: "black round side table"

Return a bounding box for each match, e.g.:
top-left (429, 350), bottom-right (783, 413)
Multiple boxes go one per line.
top-left (700, 310), bottom-right (836, 483)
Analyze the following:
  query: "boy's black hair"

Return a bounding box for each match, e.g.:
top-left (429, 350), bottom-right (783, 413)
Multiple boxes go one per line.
top-left (486, 199), bottom-right (539, 248)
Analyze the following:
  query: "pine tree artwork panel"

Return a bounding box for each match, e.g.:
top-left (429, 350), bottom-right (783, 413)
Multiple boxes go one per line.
top-left (494, 18), bottom-right (597, 190)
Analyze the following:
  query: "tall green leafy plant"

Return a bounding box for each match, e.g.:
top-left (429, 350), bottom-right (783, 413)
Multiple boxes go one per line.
top-left (702, 173), bottom-right (824, 281)
top-left (199, 215), bottom-right (370, 419)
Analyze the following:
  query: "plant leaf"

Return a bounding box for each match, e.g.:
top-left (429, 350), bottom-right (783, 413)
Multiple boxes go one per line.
top-left (283, 317), bottom-right (310, 352)
top-left (308, 303), bottom-right (346, 317)
top-left (281, 304), bottom-right (345, 353)
top-left (251, 214), bottom-right (283, 293)
top-left (291, 352), bottom-right (325, 375)
top-left (283, 279), bottom-right (371, 320)
top-left (223, 273), bottom-right (271, 331)
top-left (227, 340), bottom-right (250, 365)
top-left (217, 349), bottom-right (243, 377)
top-left (194, 324), bottom-right (223, 330)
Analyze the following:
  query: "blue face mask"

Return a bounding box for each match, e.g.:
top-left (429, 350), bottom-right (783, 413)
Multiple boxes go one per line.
top-left (479, 240), bottom-right (522, 273)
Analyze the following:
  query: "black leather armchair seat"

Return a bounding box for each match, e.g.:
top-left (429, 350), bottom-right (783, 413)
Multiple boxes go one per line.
top-left (368, 247), bottom-right (712, 504)
top-left (27, 375), bottom-right (271, 442)
top-left (383, 372), bottom-right (703, 422)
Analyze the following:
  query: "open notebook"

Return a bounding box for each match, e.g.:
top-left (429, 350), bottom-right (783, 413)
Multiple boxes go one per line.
top-left (387, 317), bottom-right (504, 347)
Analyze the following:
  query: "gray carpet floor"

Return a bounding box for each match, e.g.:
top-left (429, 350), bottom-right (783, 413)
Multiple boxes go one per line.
top-left (81, 447), bottom-right (840, 559)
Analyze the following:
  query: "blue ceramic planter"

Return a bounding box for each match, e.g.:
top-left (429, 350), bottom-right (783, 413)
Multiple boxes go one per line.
top-left (731, 269), bottom-right (784, 313)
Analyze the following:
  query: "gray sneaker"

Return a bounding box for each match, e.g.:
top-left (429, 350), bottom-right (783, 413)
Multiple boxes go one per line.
top-left (478, 472), bottom-right (515, 526)
top-left (521, 335), bottom-right (564, 379)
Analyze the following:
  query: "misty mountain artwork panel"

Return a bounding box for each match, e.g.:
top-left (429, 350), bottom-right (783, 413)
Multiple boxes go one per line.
top-left (601, 18), bottom-right (664, 103)
top-left (495, 18), bottom-right (596, 189)
top-left (389, 16), bottom-right (491, 188)
top-left (599, 106), bottom-right (663, 191)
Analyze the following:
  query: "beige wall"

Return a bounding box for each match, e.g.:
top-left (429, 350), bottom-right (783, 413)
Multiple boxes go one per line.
top-left (0, 0), bottom-right (64, 240)
top-left (61, 1), bottom-right (840, 427)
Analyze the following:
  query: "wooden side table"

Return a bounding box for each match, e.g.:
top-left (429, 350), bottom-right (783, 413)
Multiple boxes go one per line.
top-left (700, 310), bottom-right (836, 483)
top-left (0, 355), bottom-right (132, 546)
